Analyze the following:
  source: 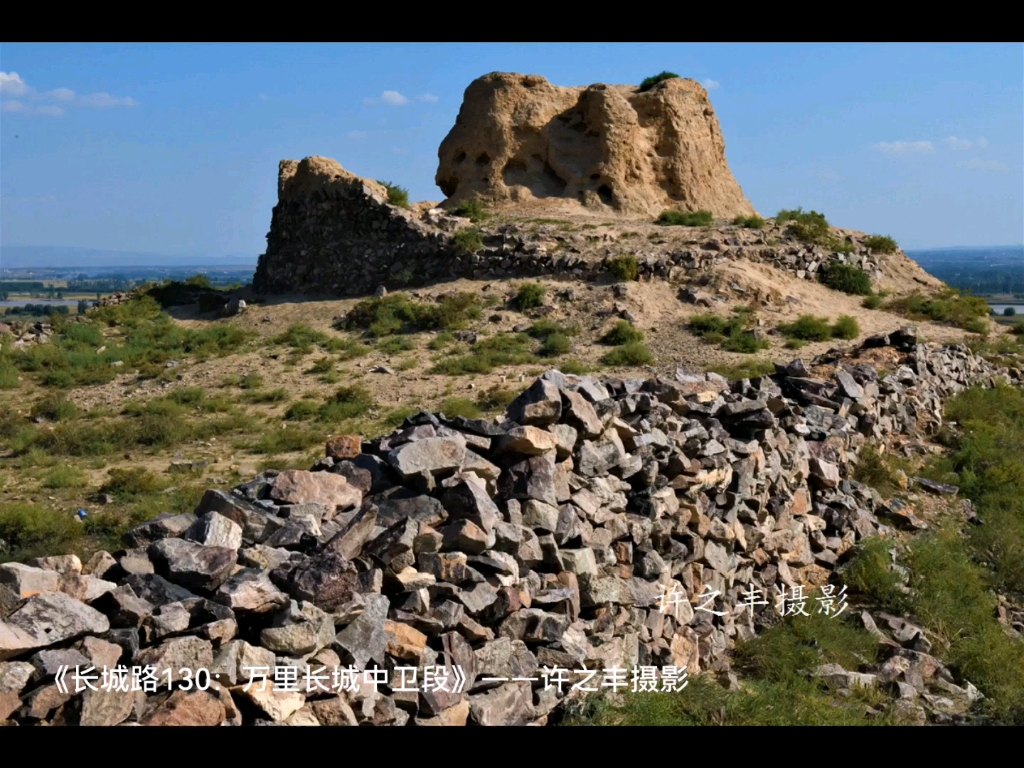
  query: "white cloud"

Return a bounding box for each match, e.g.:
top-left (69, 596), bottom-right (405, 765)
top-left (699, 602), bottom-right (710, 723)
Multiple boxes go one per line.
top-left (79, 92), bottom-right (138, 108)
top-left (347, 130), bottom-right (367, 139)
top-left (0, 72), bottom-right (28, 97)
top-left (0, 73), bottom-right (137, 116)
top-left (417, 93), bottom-right (439, 103)
top-left (943, 136), bottom-right (978, 150)
top-left (364, 90), bottom-right (410, 107)
top-left (957, 158), bottom-right (1008, 172)
top-left (977, 137), bottom-right (989, 149)
top-left (874, 141), bottom-right (935, 155)
top-left (259, 93), bottom-right (269, 102)
top-left (702, 79), bottom-right (720, 91)
top-left (381, 91), bottom-right (409, 106)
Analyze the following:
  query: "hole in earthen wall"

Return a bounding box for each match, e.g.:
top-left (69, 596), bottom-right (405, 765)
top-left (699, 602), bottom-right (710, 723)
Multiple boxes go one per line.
top-left (476, 153), bottom-right (490, 166)
top-left (597, 184), bottom-right (613, 205)
top-left (454, 151), bottom-right (467, 163)
top-left (543, 162), bottom-right (568, 192)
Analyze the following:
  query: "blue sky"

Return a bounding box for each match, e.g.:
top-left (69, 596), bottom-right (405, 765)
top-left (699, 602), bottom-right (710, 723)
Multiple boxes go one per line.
top-left (1, 43), bottom-right (1021, 260)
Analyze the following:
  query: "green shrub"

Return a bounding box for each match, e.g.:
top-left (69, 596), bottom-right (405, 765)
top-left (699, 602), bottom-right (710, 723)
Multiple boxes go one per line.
top-left (862, 295), bottom-right (883, 310)
top-left (1004, 307), bottom-right (1017, 317)
top-left (378, 180), bottom-right (410, 209)
top-left (320, 386), bottom-right (375, 421)
top-left (42, 465), bottom-right (87, 489)
top-left (31, 393), bottom-right (79, 422)
top-left (601, 342), bottom-right (654, 367)
top-left (709, 360), bottom-right (777, 380)
top-left (100, 467), bottom-right (167, 499)
top-left (601, 321), bottom-right (644, 346)
top-left (285, 400), bottom-right (320, 421)
top-left (831, 315), bottom-right (860, 340)
top-left (820, 263), bottom-right (873, 296)
top-left (688, 311), bottom-right (767, 353)
top-left (0, 502), bottom-right (84, 562)
top-left (376, 336), bottom-right (415, 355)
top-left (886, 289), bottom-right (990, 332)
top-left (638, 71), bottom-right (680, 92)
top-left (779, 315), bottom-right (834, 341)
top-left (732, 215), bottom-right (765, 229)
top-left (428, 331), bottom-right (455, 350)
top-left (527, 319), bottom-right (578, 339)
top-left (863, 235), bottom-right (898, 254)
top-left (439, 398), bottom-right (482, 420)
top-left (558, 359), bottom-right (593, 375)
top-left (539, 333), bottom-right (572, 357)
top-left (453, 227), bottom-right (484, 252)
top-left (343, 293), bottom-right (481, 337)
top-left (469, 388), bottom-right (514, 414)
top-left (1011, 320), bottom-right (1024, 336)
top-left (450, 199), bottom-right (488, 222)
top-left (252, 425), bottom-right (323, 454)
top-left (0, 361), bottom-right (19, 389)
top-left (777, 207), bottom-right (829, 242)
top-left (512, 284), bottom-right (547, 311)
top-left (244, 388), bottom-right (289, 404)
top-left (657, 210), bottom-right (714, 227)
top-left (607, 255), bottom-right (639, 282)
top-left (431, 333), bottom-right (537, 375)
top-left (274, 323), bottom-right (329, 349)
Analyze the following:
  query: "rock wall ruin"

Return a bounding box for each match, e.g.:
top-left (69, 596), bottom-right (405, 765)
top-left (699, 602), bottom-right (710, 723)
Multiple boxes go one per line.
top-left (1, 330), bottom-right (1016, 725)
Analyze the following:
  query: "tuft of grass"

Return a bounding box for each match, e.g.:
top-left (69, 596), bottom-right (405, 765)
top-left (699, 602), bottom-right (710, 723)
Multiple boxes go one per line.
top-left (319, 386), bottom-right (375, 422)
top-left (638, 71), bottom-right (679, 92)
top-left (439, 398), bottom-right (482, 420)
top-left (538, 333), bottom-right (572, 358)
top-left (428, 331), bottom-right (456, 350)
top-left (476, 386), bottom-right (519, 412)
top-left (285, 399), bottom-right (320, 421)
top-left (99, 468), bottom-right (168, 500)
top-left (779, 315), bottom-right (835, 342)
top-left (601, 342), bottom-right (654, 367)
top-left (732, 215), bottom-right (765, 229)
top-left (558, 359), bottom-right (594, 375)
top-left (885, 289), bottom-right (990, 333)
top-left (0, 503), bottom-right (85, 562)
top-left (343, 292), bottom-right (482, 337)
top-left (600, 321), bottom-right (644, 346)
top-left (0, 361), bottom-right (20, 389)
top-left (42, 465), bottom-right (88, 489)
top-left (688, 310), bottom-right (768, 354)
top-left (831, 315), bottom-right (860, 340)
top-left (453, 227), bottom-right (484, 252)
top-left (431, 333), bottom-right (537, 375)
top-left (820, 263), bottom-right (873, 296)
top-left (31, 393), bottom-right (79, 422)
top-left (450, 199), bottom-right (489, 222)
top-left (863, 235), bottom-right (898, 254)
top-left (657, 210), bottom-right (713, 227)
top-left (512, 283), bottom-right (547, 312)
top-left (862, 295), bottom-right (883, 310)
top-left (244, 388), bottom-right (289, 404)
top-left (709, 359), bottom-right (776, 380)
top-left (377, 180), bottom-right (410, 209)
top-left (843, 537), bottom-right (911, 614)
top-left (607, 255), bottom-right (639, 282)
top-left (376, 336), bottom-right (416, 355)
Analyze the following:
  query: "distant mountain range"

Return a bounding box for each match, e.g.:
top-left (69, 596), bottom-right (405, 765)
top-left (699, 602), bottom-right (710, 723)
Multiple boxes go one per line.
top-left (1, 245), bottom-right (258, 269)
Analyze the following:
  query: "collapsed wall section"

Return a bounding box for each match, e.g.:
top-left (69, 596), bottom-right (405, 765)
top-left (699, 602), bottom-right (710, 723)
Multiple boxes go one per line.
top-left (252, 157), bottom-right (461, 297)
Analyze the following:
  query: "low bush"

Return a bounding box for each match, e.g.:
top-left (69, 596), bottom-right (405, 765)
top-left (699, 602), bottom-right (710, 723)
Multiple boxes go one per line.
top-left (601, 342), bottom-right (654, 367)
top-left (512, 284), bottom-right (547, 312)
top-left (378, 180), bottom-right (410, 209)
top-left (600, 321), bottom-right (644, 346)
top-left (820, 263), bottom-right (873, 296)
top-left (607, 255), bottom-right (639, 282)
top-left (638, 71), bottom-right (680, 92)
top-left (732, 215), bottom-right (765, 229)
top-left (657, 210), bottom-right (713, 227)
top-left (453, 227), bottom-right (484, 252)
top-left (863, 235), bottom-right (898, 254)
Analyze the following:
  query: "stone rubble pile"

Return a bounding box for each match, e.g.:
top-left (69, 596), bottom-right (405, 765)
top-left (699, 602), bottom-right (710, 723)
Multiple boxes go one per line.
top-left (1, 330), bottom-right (1016, 726)
top-left (0, 320), bottom-right (57, 351)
